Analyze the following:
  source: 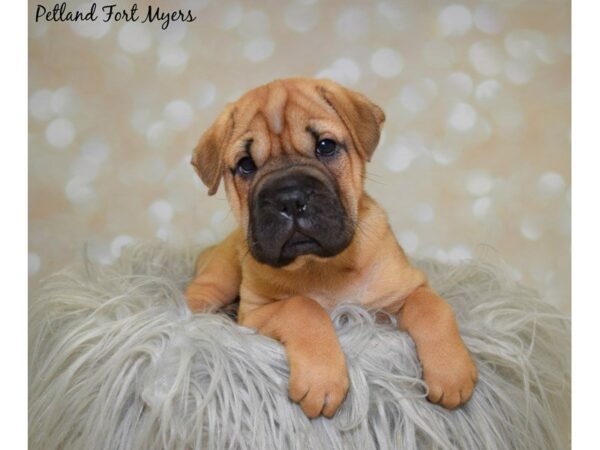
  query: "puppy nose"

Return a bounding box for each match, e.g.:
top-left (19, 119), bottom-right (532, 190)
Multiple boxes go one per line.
top-left (274, 188), bottom-right (308, 219)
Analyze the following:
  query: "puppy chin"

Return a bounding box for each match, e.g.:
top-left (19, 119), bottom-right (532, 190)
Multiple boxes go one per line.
top-left (248, 229), bottom-right (354, 269)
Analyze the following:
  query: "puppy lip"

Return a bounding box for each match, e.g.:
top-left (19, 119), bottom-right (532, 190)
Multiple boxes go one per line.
top-left (276, 231), bottom-right (323, 265)
top-left (285, 231), bottom-right (318, 247)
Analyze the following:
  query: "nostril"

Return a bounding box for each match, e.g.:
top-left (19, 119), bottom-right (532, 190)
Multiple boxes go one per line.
top-left (296, 201), bottom-right (307, 214)
top-left (279, 203), bottom-right (292, 219)
top-left (273, 192), bottom-right (309, 219)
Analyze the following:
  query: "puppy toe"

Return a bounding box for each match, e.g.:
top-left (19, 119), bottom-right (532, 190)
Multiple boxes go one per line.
top-left (301, 390), bottom-right (326, 419)
top-left (288, 375), bottom-right (309, 403)
top-left (441, 391), bottom-right (462, 409)
top-left (321, 387), bottom-right (346, 418)
top-left (427, 383), bottom-right (444, 404)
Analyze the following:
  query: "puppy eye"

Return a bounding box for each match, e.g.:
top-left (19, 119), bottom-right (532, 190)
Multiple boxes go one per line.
top-left (236, 156), bottom-right (257, 175)
top-left (315, 139), bottom-right (338, 158)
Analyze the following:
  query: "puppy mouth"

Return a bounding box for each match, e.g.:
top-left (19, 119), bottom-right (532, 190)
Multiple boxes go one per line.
top-left (280, 231), bottom-right (322, 259)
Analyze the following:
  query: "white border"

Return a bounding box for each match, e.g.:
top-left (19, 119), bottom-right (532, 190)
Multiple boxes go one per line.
top-left (0, 2), bottom-right (27, 449)
top-left (572, 0), bottom-right (598, 449)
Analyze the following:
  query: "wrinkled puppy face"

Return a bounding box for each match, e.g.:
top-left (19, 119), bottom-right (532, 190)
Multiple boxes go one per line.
top-left (191, 78), bottom-right (385, 268)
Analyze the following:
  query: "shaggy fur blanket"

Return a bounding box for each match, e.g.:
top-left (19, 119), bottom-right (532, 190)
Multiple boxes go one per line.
top-left (29, 243), bottom-right (570, 450)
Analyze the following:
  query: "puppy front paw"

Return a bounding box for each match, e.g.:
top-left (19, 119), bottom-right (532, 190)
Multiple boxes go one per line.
top-left (185, 282), bottom-right (224, 312)
top-left (421, 343), bottom-right (478, 409)
top-left (287, 345), bottom-right (350, 418)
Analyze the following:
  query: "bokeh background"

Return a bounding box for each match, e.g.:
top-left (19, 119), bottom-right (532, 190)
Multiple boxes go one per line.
top-left (28, 0), bottom-right (571, 312)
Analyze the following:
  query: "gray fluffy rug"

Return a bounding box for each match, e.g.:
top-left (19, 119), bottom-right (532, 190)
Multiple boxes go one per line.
top-left (29, 243), bottom-right (570, 450)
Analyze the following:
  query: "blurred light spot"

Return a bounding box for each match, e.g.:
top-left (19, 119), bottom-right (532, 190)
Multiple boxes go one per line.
top-left (110, 235), bottom-right (137, 258)
top-left (473, 4), bottom-right (505, 34)
top-left (370, 48), bottom-right (403, 78)
top-left (86, 240), bottom-right (113, 265)
top-left (82, 137), bottom-right (110, 163)
top-left (432, 248), bottom-right (449, 263)
top-left (445, 72), bottom-right (473, 98)
top-left (386, 145), bottom-right (415, 172)
top-left (336, 7), bottom-right (369, 41)
top-left (146, 121), bottom-right (174, 148)
top-left (157, 44), bottom-right (189, 73)
top-left (447, 102), bottom-right (477, 132)
top-left (164, 100), bottom-right (194, 130)
top-left (412, 203), bottom-right (435, 222)
top-left (398, 230), bottom-right (419, 253)
top-left (29, 252), bottom-right (41, 276)
top-left (400, 79), bottom-right (437, 112)
top-left (70, 154), bottom-right (100, 182)
top-left (285, 4), bottom-right (319, 32)
top-left (438, 4), bottom-right (472, 36)
top-left (423, 40), bottom-right (456, 69)
top-left (432, 144), bottom-right (461, 165)
top-left (70, 3), bottom-right (111, 38)
top-left (51, 86), bottom-right (79, 116)
top-left (149, 200), bottom-right (174, 225)
top-left (472, 196), bottom-right (492, 218)
top-left (538, 172), bottom-right (566, 198)
top-left (216, 1), bottom-right (243, 30)
top-left (509, 267), bottom-right (523, 282)
top-left (447, 244), bottom-right (472, 262)
top-left (475, 79), bottom-right (502, 103)
top-left (469, 40), bottom-right (503, 76)
top-left (46, 118), bottom-right (75, 148)
top-left (192, 80), bottom-right (217, 108)
top-left (466, 170), bottom-right (493, 196)
top-left (65, 176), bottom-right (95, 203)
top-left (505, 29), bottom-right (547, 61)
top-left (316, 58), bottom-right (361, 86)
top-left (30, 89), bottom-right (54, 121)
top-left (521, 217), bottom-right (544, 240)
top-left (156, 226), bottom-right (171, 241)
top-left (505, 59), bottom-right (534, 84)
top-left (118, 23), bottom-right (152, 54)
top-left (243, 37), bottom-right (275, 62)
top-left (194, 228), bottom-right (217, 246)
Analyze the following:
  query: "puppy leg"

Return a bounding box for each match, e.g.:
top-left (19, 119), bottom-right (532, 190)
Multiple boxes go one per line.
top-left (185, 232), bottom-right (241, 312)
top-left (240, 296), bottom-right (349, 418)
top-left (396, 286), bottom-right (478, 409)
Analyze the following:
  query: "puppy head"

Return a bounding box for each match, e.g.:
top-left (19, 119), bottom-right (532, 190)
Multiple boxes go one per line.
top-left (191, 78), bottom-right (385, 267)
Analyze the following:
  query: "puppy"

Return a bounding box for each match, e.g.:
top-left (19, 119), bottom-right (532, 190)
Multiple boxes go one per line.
top-left (185, 78), bottom-right (477, 418)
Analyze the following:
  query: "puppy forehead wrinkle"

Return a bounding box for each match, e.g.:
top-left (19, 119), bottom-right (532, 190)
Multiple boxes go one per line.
top-left (284, 105), bottom-right (314, 155)
top-left (262, 81), bottom-right (288, 135)
top-left (246, 114), bottom-right (271, 165)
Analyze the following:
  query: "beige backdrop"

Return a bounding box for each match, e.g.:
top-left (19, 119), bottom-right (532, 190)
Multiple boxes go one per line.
top-left (29, 0), bottom-right (571, 312)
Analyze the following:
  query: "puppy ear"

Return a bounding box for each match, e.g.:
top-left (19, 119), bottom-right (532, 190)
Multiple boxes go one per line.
top-left (317, 80), bottom-right (385, 161)
top-left (191, 105), bottom-right (235, 195)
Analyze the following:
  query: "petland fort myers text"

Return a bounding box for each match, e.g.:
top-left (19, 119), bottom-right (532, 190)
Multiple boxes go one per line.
top-left (35, 2), bottom-right (196, 30)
